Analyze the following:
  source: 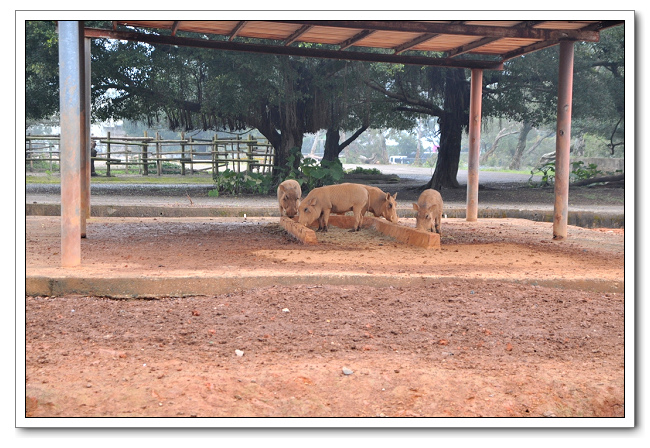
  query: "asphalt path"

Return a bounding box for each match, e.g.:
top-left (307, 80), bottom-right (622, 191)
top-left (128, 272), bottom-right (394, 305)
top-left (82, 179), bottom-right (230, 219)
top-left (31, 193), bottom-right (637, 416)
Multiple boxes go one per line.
top-left (343, 163), bottom-right (540, 184)
top-left (25, 165), bottom-right (541, 197)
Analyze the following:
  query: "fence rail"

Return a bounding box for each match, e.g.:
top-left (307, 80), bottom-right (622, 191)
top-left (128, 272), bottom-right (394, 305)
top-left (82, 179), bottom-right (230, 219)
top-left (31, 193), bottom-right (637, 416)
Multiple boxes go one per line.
top-left (25, 132), bottom-right (275, 177)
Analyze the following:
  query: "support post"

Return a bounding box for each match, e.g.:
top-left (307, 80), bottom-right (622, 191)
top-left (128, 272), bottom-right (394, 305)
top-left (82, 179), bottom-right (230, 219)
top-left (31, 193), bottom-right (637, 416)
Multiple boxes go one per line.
top-left (81, 36), bottom-right (91, 237)
top-left (553, 40), bottom-right (575, 240)
top-left (466, 68), bottom-right (483, 222)
top-left (58, 21), bottom-right (83, 266)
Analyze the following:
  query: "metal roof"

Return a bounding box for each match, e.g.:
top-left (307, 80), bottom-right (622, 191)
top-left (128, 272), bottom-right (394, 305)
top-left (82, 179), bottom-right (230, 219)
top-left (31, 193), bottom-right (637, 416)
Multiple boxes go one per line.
top-left (84, 19), bottom-right (623, 70)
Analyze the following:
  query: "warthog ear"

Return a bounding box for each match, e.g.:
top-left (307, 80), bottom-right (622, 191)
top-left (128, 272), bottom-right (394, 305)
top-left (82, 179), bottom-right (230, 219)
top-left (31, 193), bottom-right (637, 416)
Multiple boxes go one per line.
top-left (412, 203), bottom-right (419, 211)
top-left (393, 192), bottom-right (398, 199)
top-left (308, 197), bottom-right (319, 206)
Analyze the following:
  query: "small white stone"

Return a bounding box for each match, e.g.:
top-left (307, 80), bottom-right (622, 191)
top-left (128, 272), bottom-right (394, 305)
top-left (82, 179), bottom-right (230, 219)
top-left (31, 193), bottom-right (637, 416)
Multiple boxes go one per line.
top-left (235, 350), bottom-right (244, 357)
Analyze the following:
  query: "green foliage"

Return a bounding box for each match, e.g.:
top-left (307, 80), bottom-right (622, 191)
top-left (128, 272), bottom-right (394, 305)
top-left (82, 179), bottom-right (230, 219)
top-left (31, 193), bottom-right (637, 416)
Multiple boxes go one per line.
top-left (570, 161), bottom-right (603, 181)
top-left (529, 160), bottom-right (604, 187)
top-left (529, 162), bottom-right (556, 187)
top-left (276, 147), bottom-right (304, 181)
top-left (273, 147), bottom-right (345, 192)
top-left (299, 158), bottom-right (345, 191)
top-left (210, 169), bottom-right (273, 196)
top-left (26, 159), bottom-right (59, 172)
top-left (345, 166), bottom-right (382, 175)
top-left (25, 21), bottom-right (60, 121)
top-left (208, 153), bottom-right (346, 196)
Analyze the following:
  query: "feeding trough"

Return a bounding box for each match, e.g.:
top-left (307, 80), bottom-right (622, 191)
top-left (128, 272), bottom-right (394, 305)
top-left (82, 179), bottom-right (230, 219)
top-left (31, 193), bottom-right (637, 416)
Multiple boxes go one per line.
top-left (280, 215), bottom-right (440, 249)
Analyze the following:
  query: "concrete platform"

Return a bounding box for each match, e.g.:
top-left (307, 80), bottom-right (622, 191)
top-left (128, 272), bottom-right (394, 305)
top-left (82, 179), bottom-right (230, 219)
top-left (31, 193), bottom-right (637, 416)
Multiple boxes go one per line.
top-left (23, 182), bottom-right (626, 298)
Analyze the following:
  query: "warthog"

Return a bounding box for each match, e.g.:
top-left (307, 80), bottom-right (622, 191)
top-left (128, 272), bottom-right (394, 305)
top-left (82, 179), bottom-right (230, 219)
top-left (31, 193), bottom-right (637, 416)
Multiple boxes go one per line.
top-left (298, 183), bottom-right (369, 232)
top-left (277, 179), bottom-right (302, 218)
top-left (364, 185), bottom-right (398, 223)
top-left (412, 189), bottom-right (443, 234)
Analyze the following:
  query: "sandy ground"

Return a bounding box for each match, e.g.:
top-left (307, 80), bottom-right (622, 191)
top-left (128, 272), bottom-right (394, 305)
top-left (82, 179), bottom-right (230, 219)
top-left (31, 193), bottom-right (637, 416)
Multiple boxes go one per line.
top-left (23, 213), bottom-right (627, 422)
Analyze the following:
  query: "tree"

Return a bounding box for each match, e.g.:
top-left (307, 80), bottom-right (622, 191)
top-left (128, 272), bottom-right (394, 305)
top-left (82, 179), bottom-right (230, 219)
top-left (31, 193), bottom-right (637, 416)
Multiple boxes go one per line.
top-left (25, 21), bottom-right (60, 125)
top-left (367, 64), bottom-right (470, 190)
top-left (482, 25), bottom-right (625, 166)
top-left (90, 35), bottom-right (415, 178)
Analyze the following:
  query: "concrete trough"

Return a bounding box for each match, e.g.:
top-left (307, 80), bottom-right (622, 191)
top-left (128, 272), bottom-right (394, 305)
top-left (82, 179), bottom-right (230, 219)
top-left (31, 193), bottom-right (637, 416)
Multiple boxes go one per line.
top-left (279, 216), bottom-right (318, 244)
top-left (281, 214), bottom-right (440, 249)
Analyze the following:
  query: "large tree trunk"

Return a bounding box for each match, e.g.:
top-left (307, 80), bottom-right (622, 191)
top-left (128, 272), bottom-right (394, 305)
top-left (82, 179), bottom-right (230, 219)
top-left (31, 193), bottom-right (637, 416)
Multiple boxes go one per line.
top-left (256, 120), bottom-right (303, 181)
top-left (426, 112), bottom-right (463, 190)
top-left (322, 125), bottom-right (369, 163)
top-left (509, 121), bottom-right (533, 170)
top-left (322, 128), bottom-right (341, 162)
top-left (425, 69), bottom-right (469, 190)
top-left (277, 128), bottom-right (304, 172)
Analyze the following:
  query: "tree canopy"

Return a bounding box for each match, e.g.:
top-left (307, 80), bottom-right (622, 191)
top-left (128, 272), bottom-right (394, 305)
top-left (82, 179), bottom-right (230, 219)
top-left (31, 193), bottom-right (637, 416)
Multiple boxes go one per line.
top-left (25, 21), bottom-right (624, 188)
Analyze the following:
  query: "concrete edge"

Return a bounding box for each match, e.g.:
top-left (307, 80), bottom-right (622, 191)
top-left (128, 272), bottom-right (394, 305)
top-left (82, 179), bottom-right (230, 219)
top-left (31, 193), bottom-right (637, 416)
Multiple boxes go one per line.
top-left (25, 273), bottom-right (624, 298)
top-left (26, 203), bottom-right (624, 229)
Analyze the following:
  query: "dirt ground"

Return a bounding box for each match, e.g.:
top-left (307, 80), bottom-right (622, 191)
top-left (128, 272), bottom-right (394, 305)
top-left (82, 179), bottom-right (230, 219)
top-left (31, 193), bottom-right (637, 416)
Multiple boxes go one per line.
top-left (24, 209), bottom-right (626, 421)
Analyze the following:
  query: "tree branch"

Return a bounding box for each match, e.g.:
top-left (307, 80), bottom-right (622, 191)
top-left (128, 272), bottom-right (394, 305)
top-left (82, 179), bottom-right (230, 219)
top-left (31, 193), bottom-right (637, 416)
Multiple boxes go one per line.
top-left (338, 125), bottom-right (369, 152)
top-left (364, 80), bottom-right (444, 116)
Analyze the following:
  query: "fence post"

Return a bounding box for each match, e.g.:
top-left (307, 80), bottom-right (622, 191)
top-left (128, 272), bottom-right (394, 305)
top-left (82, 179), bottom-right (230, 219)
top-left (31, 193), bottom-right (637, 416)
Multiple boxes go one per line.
top-left (236, 134), bottom-right (242, 173)
top-left (50, 142), bottom-right (55, 171)
top-left (156, 131), bottom-right (162, 176)
top-left (189, 136), bottom-right (194, 174)
top-left (27, 135), bottom-right (33, 172)
top-left (106, 131), bottom-right (112, 177)
top-left (247, 136), bottom-right (254, 174)
top-left (142, 130), bottom-right (149, 176)
top-left (211, 134), bottom-right (217, 175)
top-left (180, 131), bottom-right (186, 176)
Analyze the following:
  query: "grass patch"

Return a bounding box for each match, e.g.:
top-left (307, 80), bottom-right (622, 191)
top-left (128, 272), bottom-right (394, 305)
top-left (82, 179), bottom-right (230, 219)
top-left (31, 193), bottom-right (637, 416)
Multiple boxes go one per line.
top-left (25, 174), bottom-right (215, 185)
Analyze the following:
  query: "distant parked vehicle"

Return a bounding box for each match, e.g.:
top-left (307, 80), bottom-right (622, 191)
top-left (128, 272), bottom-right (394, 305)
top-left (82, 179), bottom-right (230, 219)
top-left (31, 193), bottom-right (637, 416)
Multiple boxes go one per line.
top-left (389, 155), bottom-right (409, 164)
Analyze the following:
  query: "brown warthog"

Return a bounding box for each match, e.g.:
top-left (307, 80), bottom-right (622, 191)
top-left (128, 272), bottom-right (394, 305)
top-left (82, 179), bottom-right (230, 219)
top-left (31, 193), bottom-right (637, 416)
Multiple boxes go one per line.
top-left (298, 183), bottom-right (369, 232)
top-left (364, 185), bottom-right (398, 223)
top-left (277, 179), bottom-right (302, 218)
top-left (412, 189), bottom-right (443, 234)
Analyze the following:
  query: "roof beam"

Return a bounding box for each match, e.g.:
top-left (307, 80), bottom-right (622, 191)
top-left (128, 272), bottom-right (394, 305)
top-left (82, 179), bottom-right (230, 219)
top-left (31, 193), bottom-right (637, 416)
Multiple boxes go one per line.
top-left (270, 20), bottom-right (601, 42)
top-left (500, 39), bottom-right (564, 61)
top-left (446, 20), bottom-right (550, 58)
top-left (284, 24), bottom-right (313, 46)
top-left (393, 33), bottom-right (438, 55)
top-left (84, 27), bottom-right (504, 70)
top-left (447, 36), bottom-right (503, 58)
top-left (228, 21), bottom-right (248, 41)
top-left (171, 21), bottom-right (181, 37)
top-left (338, 29), bottom-right (376, 50)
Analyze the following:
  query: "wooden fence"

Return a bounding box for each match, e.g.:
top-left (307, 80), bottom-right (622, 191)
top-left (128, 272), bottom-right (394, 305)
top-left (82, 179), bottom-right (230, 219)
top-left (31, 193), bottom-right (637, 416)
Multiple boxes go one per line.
top-left (25, 132), bottom-right (275, 177)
